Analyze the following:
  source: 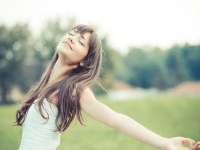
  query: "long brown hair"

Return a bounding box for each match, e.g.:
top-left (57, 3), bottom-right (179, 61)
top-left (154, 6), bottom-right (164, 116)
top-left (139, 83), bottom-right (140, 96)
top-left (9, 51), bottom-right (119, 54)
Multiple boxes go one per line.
top-left (16, 24), bottom-right (102, 132)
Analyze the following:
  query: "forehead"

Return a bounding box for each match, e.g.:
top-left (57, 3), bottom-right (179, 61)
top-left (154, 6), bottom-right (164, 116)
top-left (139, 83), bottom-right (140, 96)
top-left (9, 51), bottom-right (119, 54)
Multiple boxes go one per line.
top-left (73, 25), bottom-right (93, 34)
top-left (72, 29), bottom-right (91, 43)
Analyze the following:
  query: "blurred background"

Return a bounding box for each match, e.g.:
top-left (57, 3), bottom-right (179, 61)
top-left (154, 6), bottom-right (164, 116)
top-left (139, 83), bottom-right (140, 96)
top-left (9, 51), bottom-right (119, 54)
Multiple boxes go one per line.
top-left (0, 0), bottom-right (200, 149)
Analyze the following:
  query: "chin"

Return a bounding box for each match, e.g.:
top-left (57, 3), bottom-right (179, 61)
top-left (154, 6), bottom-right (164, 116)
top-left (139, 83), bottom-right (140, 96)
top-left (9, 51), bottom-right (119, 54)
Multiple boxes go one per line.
top-left (57, 45), bottom-right (67, 53)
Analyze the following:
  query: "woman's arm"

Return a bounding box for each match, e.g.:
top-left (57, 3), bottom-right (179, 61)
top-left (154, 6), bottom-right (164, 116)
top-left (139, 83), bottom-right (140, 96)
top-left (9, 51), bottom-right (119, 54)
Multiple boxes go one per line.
top-left (80, 88), bottom-right (195, 150)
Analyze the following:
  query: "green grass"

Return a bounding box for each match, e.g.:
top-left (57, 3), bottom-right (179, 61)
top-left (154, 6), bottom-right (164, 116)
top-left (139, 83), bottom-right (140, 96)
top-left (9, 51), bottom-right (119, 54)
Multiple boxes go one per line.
top-left (0, 94), bottom-right (200, 150)
top-left (0, 104), bottom-right (22, 150)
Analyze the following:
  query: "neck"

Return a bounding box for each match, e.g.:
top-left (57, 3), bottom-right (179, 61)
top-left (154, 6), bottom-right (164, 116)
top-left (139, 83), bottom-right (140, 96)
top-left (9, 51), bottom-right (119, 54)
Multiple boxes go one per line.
top-left (48, 57), bottom-right (78, 84)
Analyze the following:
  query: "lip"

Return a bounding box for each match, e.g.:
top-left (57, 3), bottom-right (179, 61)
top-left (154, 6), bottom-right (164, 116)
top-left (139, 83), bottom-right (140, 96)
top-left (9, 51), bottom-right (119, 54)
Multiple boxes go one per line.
top-left (62, 41), bottom-right (72, 50)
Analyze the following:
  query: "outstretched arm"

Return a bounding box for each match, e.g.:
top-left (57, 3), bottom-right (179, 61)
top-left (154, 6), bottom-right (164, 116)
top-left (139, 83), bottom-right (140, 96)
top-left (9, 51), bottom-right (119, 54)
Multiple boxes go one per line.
top-left (80, 88), bottom-right (196, 150)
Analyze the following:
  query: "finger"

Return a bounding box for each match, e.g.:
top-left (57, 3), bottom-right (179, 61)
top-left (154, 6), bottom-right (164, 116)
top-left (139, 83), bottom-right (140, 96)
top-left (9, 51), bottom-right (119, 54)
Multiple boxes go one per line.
top-left (189, 141), bottom-right (193, 149)
top-left (196, 142), bottom-right (200, 149)
top-left (194, 145), bottom-right (200, 150)
top-left (191, 141), bottom-right (200, 150)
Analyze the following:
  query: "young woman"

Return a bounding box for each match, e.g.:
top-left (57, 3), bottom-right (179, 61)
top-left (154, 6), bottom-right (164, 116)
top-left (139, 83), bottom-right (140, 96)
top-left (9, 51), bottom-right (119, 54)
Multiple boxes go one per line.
top-left (16, 24), bottom-right (200, 150)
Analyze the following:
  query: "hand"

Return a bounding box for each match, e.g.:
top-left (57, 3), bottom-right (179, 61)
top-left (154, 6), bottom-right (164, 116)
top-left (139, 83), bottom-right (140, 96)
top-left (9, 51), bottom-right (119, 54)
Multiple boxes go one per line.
top-left (190, 141), bottom-right (200, 150)
top-left (163, 137), bottom-right (195, 150)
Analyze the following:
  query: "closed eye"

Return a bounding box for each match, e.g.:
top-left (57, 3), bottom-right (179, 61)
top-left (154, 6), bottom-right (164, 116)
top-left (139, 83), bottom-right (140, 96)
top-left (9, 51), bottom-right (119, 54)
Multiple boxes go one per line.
top-left (67, 29), bottom-right (77, 36)
top-left (68, 32), bottom-right (74, 36)
top-left (79, 41), bottom-right (84, 46)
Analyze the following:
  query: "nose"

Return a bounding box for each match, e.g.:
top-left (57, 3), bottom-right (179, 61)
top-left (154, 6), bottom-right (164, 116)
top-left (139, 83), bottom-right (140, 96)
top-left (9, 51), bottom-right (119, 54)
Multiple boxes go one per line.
top-left (68, 36), bottom-right (73, 43)
top-left (68, 35), bottom-right (78, 44)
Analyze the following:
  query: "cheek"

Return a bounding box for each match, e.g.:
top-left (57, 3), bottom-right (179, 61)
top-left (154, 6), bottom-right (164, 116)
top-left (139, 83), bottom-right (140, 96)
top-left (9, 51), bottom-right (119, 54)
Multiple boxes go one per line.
top-left (56, 43), bottom-right (65, 53)
top-left (75, 51), bottom-right (88, 61)
top-left (75, 45), bottom-right (88, 57)
top-left (81, 49), bottom-right (89, 58)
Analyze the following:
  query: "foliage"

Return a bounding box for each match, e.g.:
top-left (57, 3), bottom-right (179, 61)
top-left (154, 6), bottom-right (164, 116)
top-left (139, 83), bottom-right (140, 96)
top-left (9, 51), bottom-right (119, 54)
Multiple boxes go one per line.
top-left (181, 44), bottom-right (200, 80)
top-left (164, 45), bottom-right (190, 87)
top-left (117, 44), bottom-right (200, 89)
top-left (93, 36), bottom-right (119, 95)
top-left (121, 47), bottom-right (167, 89)
top-left (0, 24), bottom-right (31, 103)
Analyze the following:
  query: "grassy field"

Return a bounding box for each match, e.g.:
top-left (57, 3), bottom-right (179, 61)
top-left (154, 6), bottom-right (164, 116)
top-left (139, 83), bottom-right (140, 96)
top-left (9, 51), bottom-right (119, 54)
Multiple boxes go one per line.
top-left (0, 94), bottom-right (200, 150)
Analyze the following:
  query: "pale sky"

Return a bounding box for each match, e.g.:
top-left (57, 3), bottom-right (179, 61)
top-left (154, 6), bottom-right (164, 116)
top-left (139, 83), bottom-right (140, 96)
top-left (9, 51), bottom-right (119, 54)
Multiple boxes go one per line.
top-left (1, 0), bottom-right (200, 54)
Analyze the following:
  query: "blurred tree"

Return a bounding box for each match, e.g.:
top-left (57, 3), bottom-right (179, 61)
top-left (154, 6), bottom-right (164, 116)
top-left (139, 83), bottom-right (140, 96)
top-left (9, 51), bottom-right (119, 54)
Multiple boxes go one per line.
top-left (145, 48), bottom-right (169, 89)
top-left (182, 44), bottom-right (200, 80)
top-left (92, 35), bottom-right (118, 95)
top-left (164, 45), bottom-right (190, 87)
top-left (122, 47), bottom-right (147, 87)
top-left (122, 47), bottom-right (164, 88)
top-left (112, 51), bottom-right (129, 82)
top-left (121, 47), bottom-right (171, 89)
top-left (0, 24), bottom-right (31, 103)
top-left (121, 44), bottom-right (200, 89)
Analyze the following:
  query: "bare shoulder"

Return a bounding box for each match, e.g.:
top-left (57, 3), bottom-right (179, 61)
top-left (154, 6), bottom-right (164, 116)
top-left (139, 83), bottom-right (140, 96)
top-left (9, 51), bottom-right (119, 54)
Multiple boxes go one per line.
top-left (82, 87), bottom-right (93, 95)
top-left (80, 87), bottom-right (117, 126)
top-left (79, 87), bottom-right (97, 113)
top-left (80, 87), bottom-right (96, 101)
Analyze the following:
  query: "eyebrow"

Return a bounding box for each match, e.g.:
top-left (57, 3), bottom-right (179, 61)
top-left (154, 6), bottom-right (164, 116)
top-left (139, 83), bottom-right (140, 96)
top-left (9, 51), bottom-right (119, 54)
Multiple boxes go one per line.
top-left (81, 35), bottom-right (86, 41)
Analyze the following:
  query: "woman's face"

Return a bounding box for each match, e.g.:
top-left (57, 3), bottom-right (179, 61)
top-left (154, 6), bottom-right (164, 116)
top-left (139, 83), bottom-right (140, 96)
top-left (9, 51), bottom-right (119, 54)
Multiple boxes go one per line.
top-left (57, 29), bottom-right (91, 66)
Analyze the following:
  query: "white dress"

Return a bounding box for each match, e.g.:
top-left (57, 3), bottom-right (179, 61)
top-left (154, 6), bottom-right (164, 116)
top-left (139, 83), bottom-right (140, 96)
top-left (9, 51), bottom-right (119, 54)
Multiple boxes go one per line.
top-left (18, 98), bottom-right (61, 150)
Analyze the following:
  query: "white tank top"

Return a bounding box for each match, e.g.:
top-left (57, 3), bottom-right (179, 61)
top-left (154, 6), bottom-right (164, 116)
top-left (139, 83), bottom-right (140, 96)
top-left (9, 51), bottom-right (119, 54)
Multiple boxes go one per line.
top-left (18, 98), bottom-right (61, 150)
